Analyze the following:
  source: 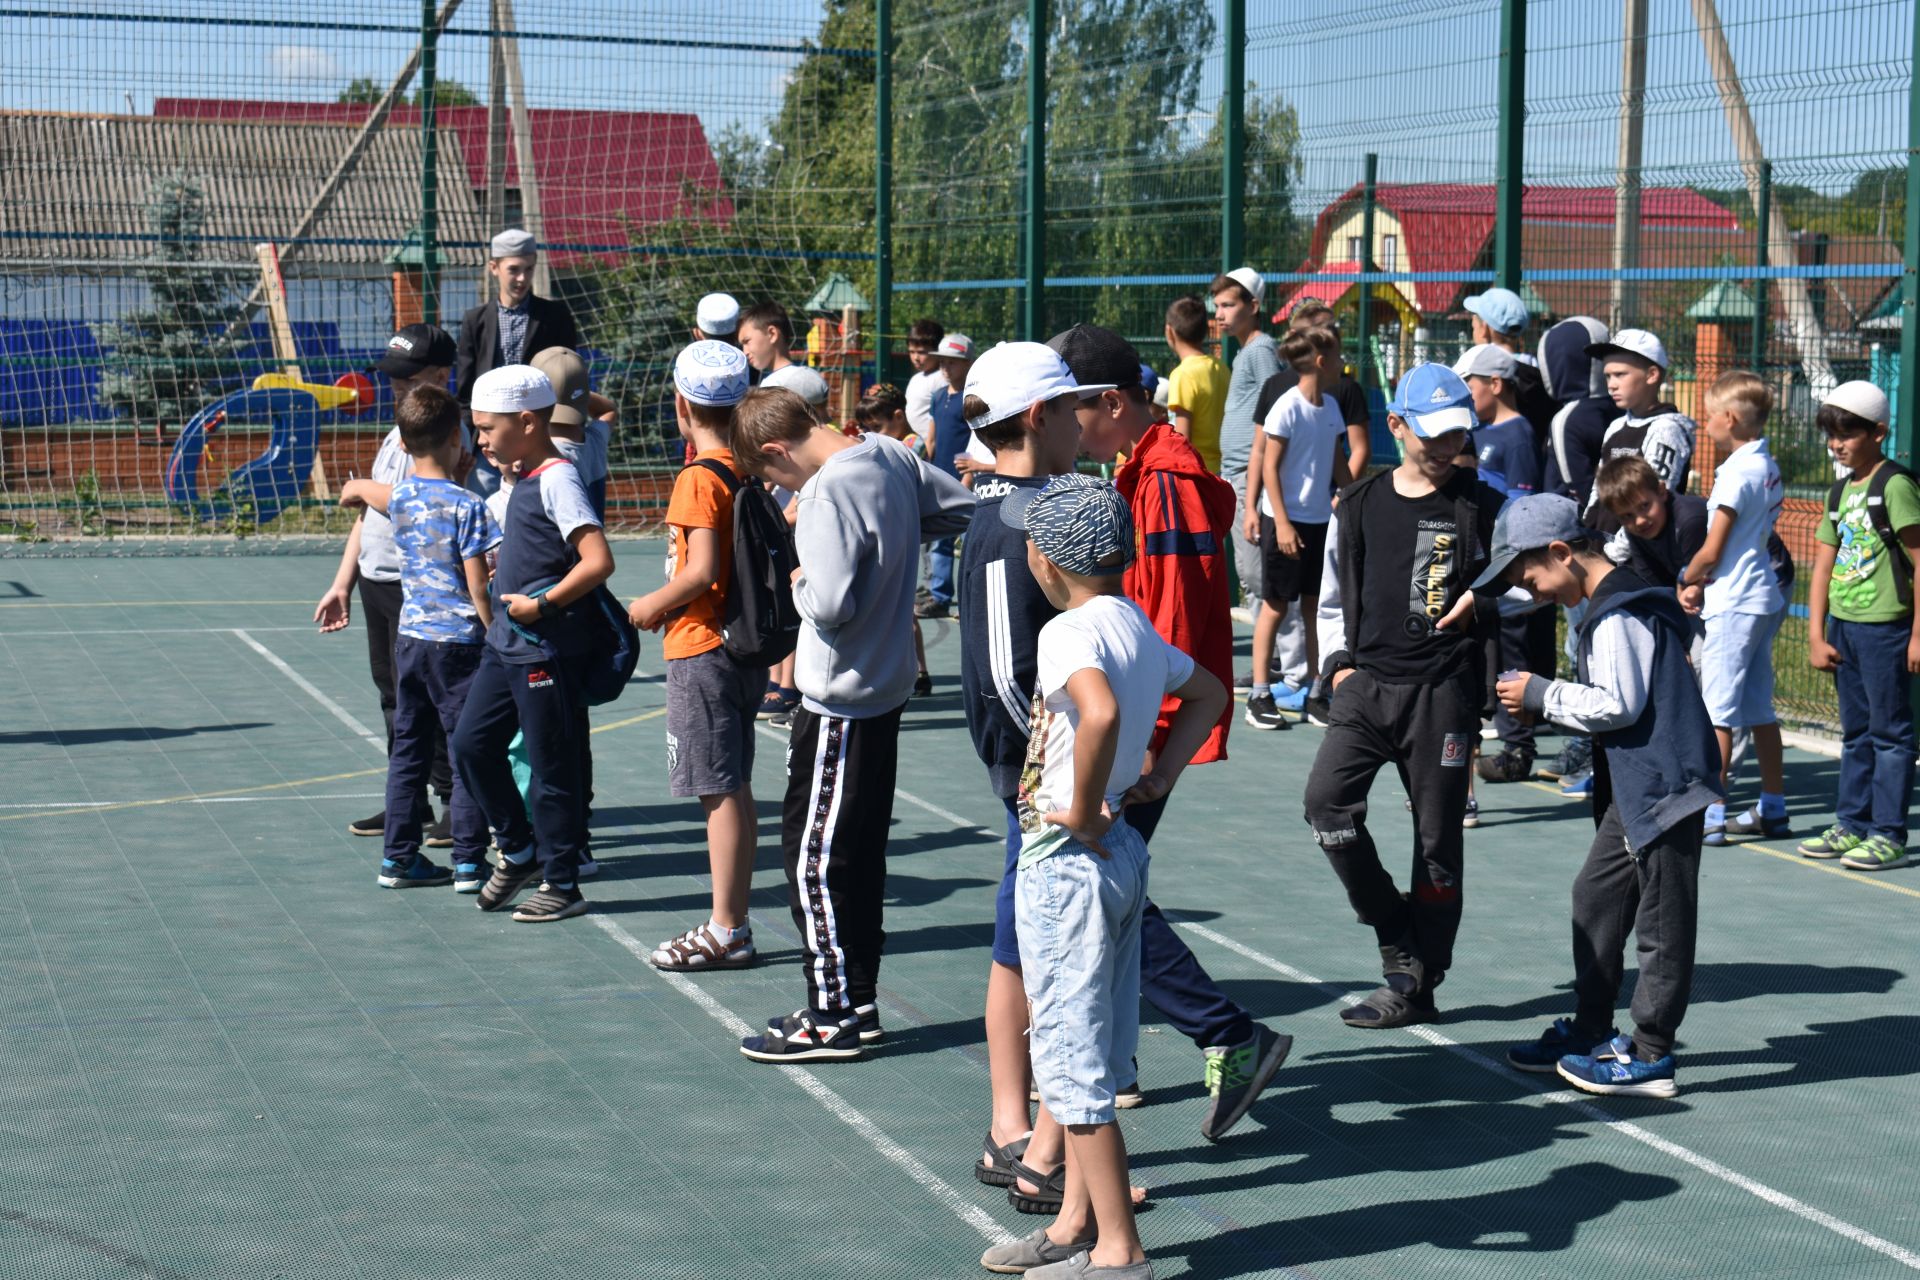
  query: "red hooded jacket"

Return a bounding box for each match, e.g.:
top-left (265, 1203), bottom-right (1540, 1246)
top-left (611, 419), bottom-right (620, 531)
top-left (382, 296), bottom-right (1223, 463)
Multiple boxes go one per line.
top-left (1114, 423), bottom-right (1237, 764)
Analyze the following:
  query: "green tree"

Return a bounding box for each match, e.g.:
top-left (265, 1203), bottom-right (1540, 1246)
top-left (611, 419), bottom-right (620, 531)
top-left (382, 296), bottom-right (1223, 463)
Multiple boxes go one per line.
top-left (98, 174), bottom-right (246, 430)
top-left (337, 77), bottom-right (479, 108)
top-left (337, 77), bottom-right (382, 104)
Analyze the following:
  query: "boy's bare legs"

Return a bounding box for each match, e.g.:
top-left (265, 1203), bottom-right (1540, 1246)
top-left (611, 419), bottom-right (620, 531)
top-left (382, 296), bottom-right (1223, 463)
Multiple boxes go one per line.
top-left (985, 961), bottom-right (1033, 1150)
top-left (1250, 598), bottom-right (1287, 689)
top-left (913, 619), bottom-right (929, 679)
top-left (1063, 1122), bottom-right (1146, 1266)
top-left (704, 787), bottom-right (755, 929)
top-left (1752, 722), bottom-right (1784, 797)
top-left (1018, 1101), bottom-right (1147, 1206)
top-left (1299, 593), bottom-right (1319, 689)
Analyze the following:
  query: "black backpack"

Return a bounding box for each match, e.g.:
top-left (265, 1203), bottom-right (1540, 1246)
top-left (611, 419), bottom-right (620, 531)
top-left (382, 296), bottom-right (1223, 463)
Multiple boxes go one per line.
top-left (693, 459), bottom-right (801, 667)
top-left (1826, 459), bottom-right (1916, 610)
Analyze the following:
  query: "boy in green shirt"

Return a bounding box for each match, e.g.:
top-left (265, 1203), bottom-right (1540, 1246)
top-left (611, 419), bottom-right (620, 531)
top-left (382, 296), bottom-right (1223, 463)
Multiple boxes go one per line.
top-left (1802, 382), bottom-right (1920, 871)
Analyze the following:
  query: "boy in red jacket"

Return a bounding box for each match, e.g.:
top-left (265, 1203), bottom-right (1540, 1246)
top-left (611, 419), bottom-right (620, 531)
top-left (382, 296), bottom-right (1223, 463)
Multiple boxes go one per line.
top-left (1051, 324), bottom-right (1290, 1142)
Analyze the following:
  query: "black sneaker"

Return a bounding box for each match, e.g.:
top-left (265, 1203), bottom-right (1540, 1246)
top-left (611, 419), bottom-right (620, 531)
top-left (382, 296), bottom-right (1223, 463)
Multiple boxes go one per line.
top-left (1243, 692), bottom-right (1291, 731)
top-left (377, 857), bottom-right (452, 889)
top-left (511, 883), bottom-right (588, 923)
top-left (913, 672), bottom-right (934, 698)
top-left (914, 597), bottom-right (952, 620)
top-left (476, 854), bottom-right (542, 911)
top-left (348, 810), bottom-right (385, 837)
top-left (1200, 1025), bottom-right (1293, 1142)
top-left (1476, 748), bottom-right (1534, 783)
top-left (740, 1008), bottom-right (865, 1062)
top-left (1303, 695), bottom-right (1332, 727)
top-left (424, 809), bottom-right (454, 848)
top-left (769, 1001), bottom-right (883, 1043)
top-left (1542, 735), bottom-right (1592, 780)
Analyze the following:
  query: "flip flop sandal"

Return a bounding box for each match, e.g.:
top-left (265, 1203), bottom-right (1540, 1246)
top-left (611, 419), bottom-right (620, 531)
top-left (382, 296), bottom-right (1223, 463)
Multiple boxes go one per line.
top-left (975, 1131), bottom-right (1030, 1188)
top-left (1007, 1156), bottom-right (1067, 1215)
top-left (1339, 983), bottom-right (1438, 1029)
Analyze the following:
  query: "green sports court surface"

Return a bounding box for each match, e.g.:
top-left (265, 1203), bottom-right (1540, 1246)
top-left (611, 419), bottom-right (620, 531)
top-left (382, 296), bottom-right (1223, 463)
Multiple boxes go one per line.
top-left (1, 546), bottom-right (1916, 1280)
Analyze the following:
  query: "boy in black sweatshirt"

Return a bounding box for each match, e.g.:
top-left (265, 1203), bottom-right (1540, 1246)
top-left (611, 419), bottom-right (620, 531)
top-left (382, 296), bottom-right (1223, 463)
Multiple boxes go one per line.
top-left (1488, 495), bottom-right (1722, 1099)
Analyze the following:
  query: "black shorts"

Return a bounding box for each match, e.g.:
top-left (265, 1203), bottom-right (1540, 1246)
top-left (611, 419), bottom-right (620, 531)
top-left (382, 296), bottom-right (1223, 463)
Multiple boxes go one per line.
top-left (1259, 515), bottom-right (1329, 606)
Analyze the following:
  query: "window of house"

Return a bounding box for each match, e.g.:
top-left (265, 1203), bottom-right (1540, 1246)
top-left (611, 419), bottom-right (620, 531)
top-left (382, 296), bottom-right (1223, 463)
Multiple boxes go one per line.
top-left (1381, 235), bottom-right (1398, 273)
top-left (1346, 235), bottom-right (1363, 264)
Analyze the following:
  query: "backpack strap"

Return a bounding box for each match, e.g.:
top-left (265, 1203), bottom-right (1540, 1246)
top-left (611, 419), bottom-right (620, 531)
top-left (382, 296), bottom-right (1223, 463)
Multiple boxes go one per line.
top-left (691, 457), bottom-right (743, 496)
top-left (1866, 461), bottom-right (1915, 610)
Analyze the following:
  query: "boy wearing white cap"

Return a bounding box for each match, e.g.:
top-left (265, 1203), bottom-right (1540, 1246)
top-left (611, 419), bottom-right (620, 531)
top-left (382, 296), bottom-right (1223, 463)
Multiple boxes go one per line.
top-left (631, 342), bottom-right (772, 969)
top-left (693, 292), bottom-right (741, 346)
top-left (449, 364), bottom-right (613, 923)
top-left (1304, 364), bottom-right (1506, 1028)
top-left (1582, 328), bottom-right (1696, 522)
top-left (1804, 381), bottom-right (1919, 871)
top-left (918, 332), bottom-right (977, 617)
top-left (729, 385), bottom-right (974, 1061)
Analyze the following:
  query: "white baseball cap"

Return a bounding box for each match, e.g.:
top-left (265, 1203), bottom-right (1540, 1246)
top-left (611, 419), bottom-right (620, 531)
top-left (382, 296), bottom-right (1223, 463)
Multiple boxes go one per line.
top-left (962, 341), bottom-right (1114, 432)
top-left (1823, 380), bottom-right (1890, 426)
top-left (762, 363), bottom-right (831, 407)
top-left (1453, 343), bottom-right (1518, 381)
top-left (935, 333), bottom-right (975, 360)
top-left (674, 340), bottom-right (750, 407)
top-left (1223, 266), bottom-right (1265, 307)
top-left (1584, 327), bottom-right (1669, 371)
top-left (695, 292), bottom-right (740, 336)
top-left (471, 364), bottom-right (556, 413)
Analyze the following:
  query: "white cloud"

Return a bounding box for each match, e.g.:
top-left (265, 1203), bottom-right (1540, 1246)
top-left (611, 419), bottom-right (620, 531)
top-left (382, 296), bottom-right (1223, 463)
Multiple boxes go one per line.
top-left (270, 45), bottom-right (341, 82)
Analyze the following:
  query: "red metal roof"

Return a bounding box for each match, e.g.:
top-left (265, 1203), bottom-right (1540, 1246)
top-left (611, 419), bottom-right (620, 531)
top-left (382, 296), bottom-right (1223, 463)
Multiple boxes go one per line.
top-left (1281, 182), bottom-right (1743, 317)
top-left (153, 98), bottom-right (729, 266)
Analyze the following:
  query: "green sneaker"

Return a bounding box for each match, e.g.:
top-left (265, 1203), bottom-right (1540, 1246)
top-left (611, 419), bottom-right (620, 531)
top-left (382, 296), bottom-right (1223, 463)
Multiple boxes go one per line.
top-left (1199, 1024), bottom-right (1292, 1142)
top-left (1798, 825), bottom-right (1863, 860)
top-left (1840, 835), bottom-right (1911, 872)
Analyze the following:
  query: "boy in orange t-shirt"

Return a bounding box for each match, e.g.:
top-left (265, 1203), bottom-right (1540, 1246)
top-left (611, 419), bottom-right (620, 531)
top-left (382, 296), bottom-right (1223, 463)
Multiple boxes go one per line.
top-left (627, 341), bottom-right (766, 971)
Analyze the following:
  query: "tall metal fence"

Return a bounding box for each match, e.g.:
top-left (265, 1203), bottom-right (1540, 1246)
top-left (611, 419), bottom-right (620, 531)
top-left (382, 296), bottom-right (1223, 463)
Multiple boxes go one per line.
top-left (2, 0), bottom-right (1915, 727)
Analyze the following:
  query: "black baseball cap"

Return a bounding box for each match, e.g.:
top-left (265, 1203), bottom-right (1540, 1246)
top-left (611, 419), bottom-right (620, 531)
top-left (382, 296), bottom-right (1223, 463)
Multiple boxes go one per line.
top-left (376, 323), bottom-right (457, 377)
top-left (1046, 324), bottom-right (1143, 393)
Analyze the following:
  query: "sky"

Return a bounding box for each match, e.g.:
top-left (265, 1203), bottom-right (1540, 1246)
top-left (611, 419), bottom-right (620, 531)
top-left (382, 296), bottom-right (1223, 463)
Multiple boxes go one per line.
top-left (3, 0), bottom-right (1909, 210)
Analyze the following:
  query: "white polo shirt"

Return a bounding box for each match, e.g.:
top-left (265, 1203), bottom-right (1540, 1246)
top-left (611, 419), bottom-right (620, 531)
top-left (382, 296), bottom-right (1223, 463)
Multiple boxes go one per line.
top-left (1703, 437), bottom-right (1785, 619)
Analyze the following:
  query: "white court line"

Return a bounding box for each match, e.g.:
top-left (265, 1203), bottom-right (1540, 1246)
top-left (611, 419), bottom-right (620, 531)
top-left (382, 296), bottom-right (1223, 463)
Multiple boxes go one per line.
top-left (0, 793), bottom-right (382, 809)
top-left (753, 721), bottom-right (987, 832)
top-left (0, 625), bottom-right (314, 638)
top-left (1172, 918), bottom-right (1920, 1271)
top-left (589, 914), bottom-right (1012, 1247)
top-left (229, 628), bottom-right (385, 752)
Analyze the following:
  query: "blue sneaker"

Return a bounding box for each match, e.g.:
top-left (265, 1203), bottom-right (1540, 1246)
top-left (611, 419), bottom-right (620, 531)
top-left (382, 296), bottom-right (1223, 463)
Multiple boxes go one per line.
top-left (1560, 770), bottom-right (1592, 798)
top-left (1272, 683), bottom-right (1309, 713)
top-left (1556, 1034), bottom-right (1677, 1099)
top-left (378, 857), bottom-right (453, 889)
top-left (452, 860), bottom-right (489, 894)
top-left (1506, 1017), bottom-right (1617, 1074)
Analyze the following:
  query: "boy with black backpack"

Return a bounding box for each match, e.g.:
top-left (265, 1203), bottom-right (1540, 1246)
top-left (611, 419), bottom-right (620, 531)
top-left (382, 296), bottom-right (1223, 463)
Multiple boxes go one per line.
top-left (1803, 382), bottom-right (1920, 871)
top-left (629, 341), bottom-right (794, 968)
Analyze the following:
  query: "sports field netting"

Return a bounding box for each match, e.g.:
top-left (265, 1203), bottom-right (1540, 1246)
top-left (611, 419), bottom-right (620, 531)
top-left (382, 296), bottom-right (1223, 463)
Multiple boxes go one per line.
top-left (1, 549), bottom-right (1917, 1278)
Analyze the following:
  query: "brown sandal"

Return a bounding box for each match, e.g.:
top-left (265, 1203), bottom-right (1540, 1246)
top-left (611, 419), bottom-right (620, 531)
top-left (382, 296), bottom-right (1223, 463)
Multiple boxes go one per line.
top-left (650, 924), bottom-right (756, 971)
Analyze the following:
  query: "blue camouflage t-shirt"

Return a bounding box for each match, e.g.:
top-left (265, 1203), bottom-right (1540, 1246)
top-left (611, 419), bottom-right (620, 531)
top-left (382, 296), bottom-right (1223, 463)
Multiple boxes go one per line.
top-left (391, 477), bottom-right (502, 645)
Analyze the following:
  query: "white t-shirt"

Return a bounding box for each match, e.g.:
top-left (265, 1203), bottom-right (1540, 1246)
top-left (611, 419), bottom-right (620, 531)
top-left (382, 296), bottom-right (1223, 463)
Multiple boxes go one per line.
top-left (1703, 437), bottom-right (1785, 619)
top-left (905, 368), bottom-right (942, 434)
top-left (529, 458), bottom-right (601, 541)
top-left (1017, 595), bottom-right (1195, 866)
top-left (552, 419), bottom-right (610, 487)
top-left (1259, 385), bottom-right (1346, 524)
top-left (356, 428), bottom-right (413, 582)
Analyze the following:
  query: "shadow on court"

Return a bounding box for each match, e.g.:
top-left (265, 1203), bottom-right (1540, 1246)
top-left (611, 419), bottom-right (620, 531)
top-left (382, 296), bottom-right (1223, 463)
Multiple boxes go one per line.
top-left (0, 721), bottom-right (270, 746)
top-left (1443, 961), bottom-right (1906, 1025)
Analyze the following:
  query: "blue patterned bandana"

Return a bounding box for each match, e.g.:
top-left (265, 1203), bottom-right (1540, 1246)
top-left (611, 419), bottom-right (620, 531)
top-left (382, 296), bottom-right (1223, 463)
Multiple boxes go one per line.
top-left (999, 473), bottom-right (1134, 576)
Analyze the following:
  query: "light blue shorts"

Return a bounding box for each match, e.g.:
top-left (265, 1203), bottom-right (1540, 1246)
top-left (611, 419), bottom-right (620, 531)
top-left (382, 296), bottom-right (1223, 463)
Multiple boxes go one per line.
top-left (1701, 607), bottom-right (1783, 729)
top-left (1015, 820), bottom-right (1149, 1127)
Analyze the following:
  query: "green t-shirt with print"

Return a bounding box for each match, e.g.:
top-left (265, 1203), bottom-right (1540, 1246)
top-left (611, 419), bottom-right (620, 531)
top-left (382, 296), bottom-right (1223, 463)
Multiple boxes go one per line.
top-left (1816, 463), bottom-right (1920, 622)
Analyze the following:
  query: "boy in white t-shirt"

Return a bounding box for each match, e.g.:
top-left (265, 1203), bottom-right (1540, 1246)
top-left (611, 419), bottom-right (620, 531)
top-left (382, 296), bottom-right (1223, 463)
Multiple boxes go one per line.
top-left (1246, 326), bottom-right (1348, 731)
top-left (976, 473), bottom-right (1228, 1280)
top-left (1679, 371), bottom-right (1788, 844)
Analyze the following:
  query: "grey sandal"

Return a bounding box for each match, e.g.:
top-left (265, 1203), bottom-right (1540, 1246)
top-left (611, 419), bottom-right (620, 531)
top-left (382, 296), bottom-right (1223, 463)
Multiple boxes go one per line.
top-left (975, 1130), bottom-right (1030, 1188)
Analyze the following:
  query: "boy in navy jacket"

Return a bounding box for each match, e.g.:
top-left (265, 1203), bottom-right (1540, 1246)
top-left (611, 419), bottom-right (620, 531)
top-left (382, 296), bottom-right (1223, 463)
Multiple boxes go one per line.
top-left (1486, 495), bottom-right (1722, 1099)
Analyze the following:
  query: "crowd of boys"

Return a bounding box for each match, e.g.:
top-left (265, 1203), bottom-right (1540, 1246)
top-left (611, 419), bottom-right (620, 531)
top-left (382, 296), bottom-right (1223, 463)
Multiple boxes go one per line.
top-left (313, 229), bottom-right (1919, 1280)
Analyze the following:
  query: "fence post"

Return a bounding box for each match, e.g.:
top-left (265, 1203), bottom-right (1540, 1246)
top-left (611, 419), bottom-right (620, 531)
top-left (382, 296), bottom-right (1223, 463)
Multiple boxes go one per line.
top-left (419, 0), bottom-right (439, 326)
top-left (1751, 159), bottom-right (1771, 372)
top-left (874, 0), bottom-right (893, 385)
top-left (1903, 11), bottom-right (1920, 469)
top-left (1221, 0), bottom-right (1245, 275)
top-left (1357, 153), bottom-right (1377, 391)
top-left (1021, 0), bottom-right (1047, 341)
top-left (1493, 0), bottom-right (1526, 291)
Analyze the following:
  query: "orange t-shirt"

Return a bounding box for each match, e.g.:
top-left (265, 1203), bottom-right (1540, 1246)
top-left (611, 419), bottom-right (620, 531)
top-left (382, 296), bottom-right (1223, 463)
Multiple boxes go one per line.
top-left (662, 449), bottom-right (738, 660)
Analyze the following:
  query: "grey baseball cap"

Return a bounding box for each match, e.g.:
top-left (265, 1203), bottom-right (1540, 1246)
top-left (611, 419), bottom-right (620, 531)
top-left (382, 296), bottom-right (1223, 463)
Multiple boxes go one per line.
top-left (1000, 473), bottom-right (1135, 577)
top-left (1471, 493), bottom-right (1601, 589)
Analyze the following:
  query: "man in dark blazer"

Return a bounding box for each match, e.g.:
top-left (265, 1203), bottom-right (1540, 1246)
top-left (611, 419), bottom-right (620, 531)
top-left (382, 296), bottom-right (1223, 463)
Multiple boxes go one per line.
top-left (456, 228), bottom-right (580, 493)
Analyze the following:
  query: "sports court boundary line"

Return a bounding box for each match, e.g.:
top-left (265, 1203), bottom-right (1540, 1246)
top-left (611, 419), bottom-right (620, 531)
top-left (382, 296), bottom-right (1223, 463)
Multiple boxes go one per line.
top-left (230, 628), bottom-right (384, 751)
top-left (589, 914), bottom-right (1014, 1248)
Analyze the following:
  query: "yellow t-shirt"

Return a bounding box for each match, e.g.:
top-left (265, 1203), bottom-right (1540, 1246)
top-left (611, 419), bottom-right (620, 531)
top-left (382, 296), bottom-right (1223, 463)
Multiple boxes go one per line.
top-left (1167, 353), bottom-right (1229, 473)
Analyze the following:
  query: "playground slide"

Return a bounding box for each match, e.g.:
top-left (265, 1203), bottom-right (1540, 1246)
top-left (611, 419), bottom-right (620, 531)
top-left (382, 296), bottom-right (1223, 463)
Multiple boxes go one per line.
top-left (163, 387), bottom-right (321, 524)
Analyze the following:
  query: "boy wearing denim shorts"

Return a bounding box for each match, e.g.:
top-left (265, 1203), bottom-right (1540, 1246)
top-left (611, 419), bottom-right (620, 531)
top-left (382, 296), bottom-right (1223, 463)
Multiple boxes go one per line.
top-left (978, 474), bottom-right (1228, 1280)
top-left (1677, 371), bottom-right (1788, 845)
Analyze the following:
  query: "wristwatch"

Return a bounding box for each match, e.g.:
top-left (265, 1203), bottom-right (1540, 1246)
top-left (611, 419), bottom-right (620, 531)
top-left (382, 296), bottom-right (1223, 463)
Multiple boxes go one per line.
top-left (537, 595), bottom-right (560, 618)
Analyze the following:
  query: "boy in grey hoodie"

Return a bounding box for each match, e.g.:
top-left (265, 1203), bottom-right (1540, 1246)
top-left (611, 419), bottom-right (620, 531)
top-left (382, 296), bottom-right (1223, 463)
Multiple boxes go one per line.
top-left (730, 385), bottom-right (975, 1062)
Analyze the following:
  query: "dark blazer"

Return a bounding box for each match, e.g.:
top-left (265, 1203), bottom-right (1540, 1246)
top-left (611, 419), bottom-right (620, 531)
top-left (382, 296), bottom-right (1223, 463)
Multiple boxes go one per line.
top-left (455, 294), bottom-right (580, 407)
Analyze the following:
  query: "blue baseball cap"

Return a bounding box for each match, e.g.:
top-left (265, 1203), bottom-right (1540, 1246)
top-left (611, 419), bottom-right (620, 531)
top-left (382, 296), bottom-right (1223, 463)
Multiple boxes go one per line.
top-left (1137, 362), bottom-right (1160, 399)
top-left (1386, 363), bottom-right (1477, 438)
top-left (1463, 287), bottom-right (1529, 336)
top-left (999, 473), bottom-right (1135, 576)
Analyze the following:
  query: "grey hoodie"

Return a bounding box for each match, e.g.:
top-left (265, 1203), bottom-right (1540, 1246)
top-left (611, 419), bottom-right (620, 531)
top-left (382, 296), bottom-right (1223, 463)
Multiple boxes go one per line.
top-left (792, 433), bottom-right (974, 717)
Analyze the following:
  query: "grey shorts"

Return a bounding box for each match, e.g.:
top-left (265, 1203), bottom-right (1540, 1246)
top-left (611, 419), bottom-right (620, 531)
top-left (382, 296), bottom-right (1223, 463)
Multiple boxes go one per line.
top-left (666, 647), bottom-right (769, 798)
